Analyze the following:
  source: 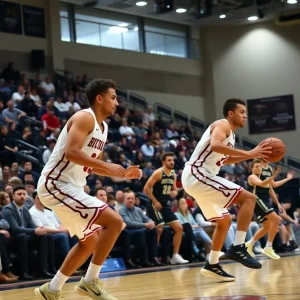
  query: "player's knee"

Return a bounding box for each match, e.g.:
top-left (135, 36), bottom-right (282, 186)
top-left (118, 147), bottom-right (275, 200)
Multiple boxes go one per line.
top-left (156, 226), bottom-right (163, 235)
top-left (216, 215), bottom-right (231, 228)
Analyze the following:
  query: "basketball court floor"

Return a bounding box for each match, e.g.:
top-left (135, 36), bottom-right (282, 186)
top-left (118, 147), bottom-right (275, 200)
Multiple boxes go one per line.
top-left (0, 253), bottom-right (299, 300)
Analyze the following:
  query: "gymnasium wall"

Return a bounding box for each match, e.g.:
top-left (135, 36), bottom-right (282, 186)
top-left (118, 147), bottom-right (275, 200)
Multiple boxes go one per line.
top-left (0, 0), bottom-right (204, 119)
top-left (202, 21), bottom-right (300, 158)
top-left (0, 0), bottom-right (53, 75)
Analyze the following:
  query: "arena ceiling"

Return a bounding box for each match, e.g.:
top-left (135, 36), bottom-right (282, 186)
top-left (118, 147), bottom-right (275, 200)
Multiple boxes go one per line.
top-left (62, 0), bottom-right (300, 26)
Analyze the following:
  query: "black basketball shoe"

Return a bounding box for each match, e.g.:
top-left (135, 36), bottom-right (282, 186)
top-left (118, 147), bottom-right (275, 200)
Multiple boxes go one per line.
top-left (201, 262), bottom-right (235, 282)
top-left (226, 244), bottom-right (262, 269)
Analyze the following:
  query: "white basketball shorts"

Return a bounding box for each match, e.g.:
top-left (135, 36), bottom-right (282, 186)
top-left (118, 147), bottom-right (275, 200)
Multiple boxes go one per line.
top-left (37, 175), bottom-right (108, 241)
top-left (182, 166), bottom-right (243, 221)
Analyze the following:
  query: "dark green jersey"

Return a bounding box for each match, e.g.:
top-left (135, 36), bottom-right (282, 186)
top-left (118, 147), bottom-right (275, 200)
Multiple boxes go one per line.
top-left (152, 168), bottom-right (175, 204)
top-left (251, 166), bottom-right (273, 199)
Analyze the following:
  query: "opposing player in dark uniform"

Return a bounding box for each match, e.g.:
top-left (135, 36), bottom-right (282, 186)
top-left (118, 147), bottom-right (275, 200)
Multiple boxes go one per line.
top-left (246, 159), bottom-right (282, 259)
top-left (144, 152), bottom-right (188, 264)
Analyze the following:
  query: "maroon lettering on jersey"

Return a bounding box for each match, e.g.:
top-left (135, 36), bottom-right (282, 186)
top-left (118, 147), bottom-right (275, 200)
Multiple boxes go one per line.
top-left (87, 137), bottom-right (95, 148)
top-left (87, 137), bottom-right (105, 151)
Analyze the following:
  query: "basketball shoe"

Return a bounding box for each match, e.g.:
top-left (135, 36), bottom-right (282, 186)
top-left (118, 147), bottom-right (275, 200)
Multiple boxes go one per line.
top-left (226, 243), bottom-right (262, 269)
top-left (75, 277), bottom-right (118, 300)
top-left (245, 241), bottom-right (255, 257)
top-left (34, 283), bottom-right (63, 300)
top-left (261, 247), bottom-right (280, 259)
top-left (201, 262), bottom-right (235, 282)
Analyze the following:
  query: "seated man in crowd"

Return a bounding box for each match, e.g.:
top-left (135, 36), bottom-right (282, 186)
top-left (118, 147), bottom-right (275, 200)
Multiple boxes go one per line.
top-left (119, 190), bottom-right (163, 267)
top-left (29, 190), bottom-right (77, 267)
top-left (2, 186), bottom-right (56, 279)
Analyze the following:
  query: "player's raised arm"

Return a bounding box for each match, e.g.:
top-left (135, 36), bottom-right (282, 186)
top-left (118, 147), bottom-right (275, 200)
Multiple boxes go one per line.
top-left (65, 111), bottom-right (126, 178)
top-left (248, 167), bottom-right (281, 187)
top-left (271, 170), bottom-right (294, 188)
top-left (144, 169), bottom-right (163, 210)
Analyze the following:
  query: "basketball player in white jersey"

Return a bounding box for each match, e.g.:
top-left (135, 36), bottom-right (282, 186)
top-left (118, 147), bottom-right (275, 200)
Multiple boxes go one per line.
top-left (35, 79), bottom-right (142, 300)
top-left (182, 99), bottom-right (272, 281)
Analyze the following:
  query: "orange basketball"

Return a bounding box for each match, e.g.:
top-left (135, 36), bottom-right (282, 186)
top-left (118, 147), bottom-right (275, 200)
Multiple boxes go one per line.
top-left (260, 137), bottom-right (286, 162)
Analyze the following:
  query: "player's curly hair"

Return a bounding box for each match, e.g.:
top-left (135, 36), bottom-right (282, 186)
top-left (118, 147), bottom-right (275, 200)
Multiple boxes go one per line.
top-left (85, 78), bottom-right (116, 106)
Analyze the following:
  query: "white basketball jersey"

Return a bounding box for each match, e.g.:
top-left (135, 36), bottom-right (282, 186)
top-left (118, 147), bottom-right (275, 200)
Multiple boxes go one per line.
top-left (41, 108), bottom-right (108, 188)
top-left (185, 119), bottom-right (235, 176)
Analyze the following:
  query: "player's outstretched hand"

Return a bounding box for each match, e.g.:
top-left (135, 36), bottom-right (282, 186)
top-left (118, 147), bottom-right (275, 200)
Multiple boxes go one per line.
top-left (287, 171), bottom-right (295, 180)
top-left (108, 163), bottom-right (126, 178)
top-left (248, 142), bottom-right (272, 159)
top-left (125, 165), bottom-right (142, 179)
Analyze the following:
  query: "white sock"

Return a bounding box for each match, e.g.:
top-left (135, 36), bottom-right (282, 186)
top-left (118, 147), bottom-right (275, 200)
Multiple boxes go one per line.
top-left (234, 231), bottom-right (247, 246)
top-left (209, 250), bottom-right (220, 265)
top-left (266, 241), bottom-right (273, 248)
top-left (84, 263), bottom-right (102, 283)
top-left (248, 238), bottom-right (255, 245)
top-left (49, 270), bottom-right (69, 292)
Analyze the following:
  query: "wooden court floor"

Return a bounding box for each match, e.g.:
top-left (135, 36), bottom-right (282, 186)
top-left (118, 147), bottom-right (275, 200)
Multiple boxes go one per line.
top-left (0, 254), bottom-right (299, 300)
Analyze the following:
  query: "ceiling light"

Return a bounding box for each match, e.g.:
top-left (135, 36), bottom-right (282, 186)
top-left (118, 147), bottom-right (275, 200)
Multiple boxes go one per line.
top-left (287, 0), bottom-right (297, 4)
top-left (133, 26), bottom-right (139, 31)
top-left (109, 26), bottom-right (128, 33)
top-left (118, 23), bottom-right (128, 27)
top-left (176, 8), bottom-right (187, 13)
top-left (248, 16), bottom-right (258, 21)
top-left (136, 1), bottom-right (147, 6)
top-left (219, 14), bottom-right (226, 19)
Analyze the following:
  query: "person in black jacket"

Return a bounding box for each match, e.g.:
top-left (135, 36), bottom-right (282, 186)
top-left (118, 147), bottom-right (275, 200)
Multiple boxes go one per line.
top-left (2, 186), bottom-right (57, 279)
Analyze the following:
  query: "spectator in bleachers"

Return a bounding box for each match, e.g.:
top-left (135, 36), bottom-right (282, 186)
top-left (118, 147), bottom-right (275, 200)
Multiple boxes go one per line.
top-left (0, 80), bottom-right (11, 99)
top-left (12, 85), bottom-right (25, 107)
top-left (40, 76), bottom-right (56, 97)
top-left (18, 91), bottom-right (38, 118)
top-left (30, 87), bottom-right (42, 107)
top-left (54, 96), bottom-right (69, 119)
top-left (0, 101), bottom-right (5, 126)
top-left (0, 192), bottom-right (10, 209)
top-left (34, 128), bottom-right (48, 148)
top-left (119, 190), bottom-right (163, 267)
top-left (22, 127), bottom-right (34, 145)
top-left (142, 162), bottom-right (154, 181)
top-left (4, 184), bottom-right (13, 198)
top-left (43, 139), bottom-right (56, 164)
top-left (41, 107), bottom-right (61, 134)
top-left (119, 118), bottom-right (135, 140)
top-left (2, 100), bottom-right (26, 126)
top-left (134, 150), bottom-right (146, 169)
top-left (0, 218), bottom-right (19, 282)
top-left (166, 122), bottom-right (179, 140)
top-left (115, 190), bottom-right (125, 210)
top-left (8, 122), bottom-right (21, 140)
top-left (141, 139), bottom-right (155, 161)
top-left (0, 125), bottom-right (17, 166)
top-left (65, 94), bottom-right (81, 115)
top-left (39, 100), bottom-right (60, 119)
top-left (2, 186), bottom-right (56, 279)
top-left (20, 161), bottom-right (39, 184)
top-left (20, 74), bottom-right (30, 91)
top-left (24, 180), bottom-right (35, 209)
top-left (143, 106), bottom-right (155, 126)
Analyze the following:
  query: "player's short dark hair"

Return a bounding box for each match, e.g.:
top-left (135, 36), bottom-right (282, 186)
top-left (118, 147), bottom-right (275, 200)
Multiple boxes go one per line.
top-left (85, 78), bottom-right (116, 106)
top-left (95, 187), bottom-right (107, 195)
top-left (251, 159), bottom-right (262, 168)
top-left (161, 152), bottom-right (175, 162)
top-left (13, 185), bottom-right (26, 194)
top-left (223, 99), bottom-right (246, 117)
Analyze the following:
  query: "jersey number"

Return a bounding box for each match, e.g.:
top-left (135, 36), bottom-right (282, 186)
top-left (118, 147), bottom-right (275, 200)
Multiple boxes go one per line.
top-left (216, 156), bottom-right (228, 167)
top-left (162, 185), bottom-right (172, 195)
top-left (83, 153), bottom-right (97, 174)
